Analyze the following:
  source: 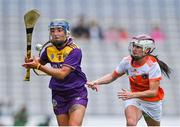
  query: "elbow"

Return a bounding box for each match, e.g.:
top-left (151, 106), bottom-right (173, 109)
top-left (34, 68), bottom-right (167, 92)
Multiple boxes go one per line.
top-left (56, 73), bottom-right (67, 80)
top-left (111, 75), bottom-right (118, 82)
top-left (151, 90), bottom-right (158, 97)
top-left (57, 77), bottom-right (64, 80)
top-left (56, 75), bottom-right (66, 80)
top-left (51, 68), bottom-right (71, 80)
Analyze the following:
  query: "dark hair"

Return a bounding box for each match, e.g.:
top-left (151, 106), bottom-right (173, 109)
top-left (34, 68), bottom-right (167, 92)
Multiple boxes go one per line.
top-left (151, 55), bottom-right (171, 78)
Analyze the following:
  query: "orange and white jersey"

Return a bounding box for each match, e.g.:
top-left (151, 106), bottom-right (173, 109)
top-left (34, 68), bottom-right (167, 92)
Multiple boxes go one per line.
top-left (114, 55), bottom-right (164, 102)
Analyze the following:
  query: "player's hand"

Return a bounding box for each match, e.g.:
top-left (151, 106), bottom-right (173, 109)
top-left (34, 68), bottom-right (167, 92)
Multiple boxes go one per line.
top-left (22, 56), bottom-right (40, 69)
top-left (117, 88), bottom-right (133, 100)
top-left (24, 56), bottom-right (33, 63)
top-left (86, 81), bottom-right (99, 92)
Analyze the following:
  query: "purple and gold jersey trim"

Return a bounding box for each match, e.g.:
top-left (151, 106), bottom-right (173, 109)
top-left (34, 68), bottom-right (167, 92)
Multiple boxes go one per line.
top-left (46, 43), bottom-right (79, 63)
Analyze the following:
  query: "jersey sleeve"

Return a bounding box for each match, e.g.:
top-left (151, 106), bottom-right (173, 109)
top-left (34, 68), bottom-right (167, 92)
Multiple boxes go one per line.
top-left (149, 62), bottom-right (162, 80)
top-left (115, 57), bottom-right (128, 74)
top-left (40, 48), bottom-right (49, 64)
top-left (62, 48), bottom-right (82, 69)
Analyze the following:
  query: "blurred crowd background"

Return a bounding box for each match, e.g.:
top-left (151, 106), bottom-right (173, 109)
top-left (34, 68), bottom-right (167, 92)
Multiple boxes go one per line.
top-left (0, 0), bottom-right (180, 126)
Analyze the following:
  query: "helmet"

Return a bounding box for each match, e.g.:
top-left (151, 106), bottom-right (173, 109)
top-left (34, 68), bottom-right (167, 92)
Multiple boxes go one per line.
top-left (49, 19), bottom-right (70, 36)
top-left (48, 19), bottom-right (70, 48)
top-left (129, 34), bottom-right (155, 59)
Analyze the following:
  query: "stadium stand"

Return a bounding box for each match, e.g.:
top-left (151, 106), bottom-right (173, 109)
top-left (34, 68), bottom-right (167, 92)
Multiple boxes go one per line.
top-left (0, 0), bottom-right (179, 125)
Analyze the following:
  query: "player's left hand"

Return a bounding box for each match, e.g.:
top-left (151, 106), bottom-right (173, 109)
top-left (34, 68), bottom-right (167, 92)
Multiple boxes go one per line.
top-left (118, 88), bottom-right (133, 100)
top-left (22, 56), bottom-right (40, 69)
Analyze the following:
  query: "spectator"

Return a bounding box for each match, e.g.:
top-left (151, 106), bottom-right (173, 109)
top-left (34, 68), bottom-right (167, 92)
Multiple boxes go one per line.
top-left (118, 27), bottom-right (129, 43)
top-left (71, 15), bottom-right (90, 39)
top-left (38, 115), bottom-right (51, 126)
top-left (13, 106), bottom-right (28, 126)
top-left (104, 26), bottom-right (119, 44)
top-left (89, 19), bottom-right (104, 41)
top-left (150, 25), bottom-right (165, 43)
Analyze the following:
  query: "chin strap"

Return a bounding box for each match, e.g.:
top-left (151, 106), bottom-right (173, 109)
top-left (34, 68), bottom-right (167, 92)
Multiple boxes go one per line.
top-left (52, 41), bottom-right (64, 47)
top-left (51, 39), bottom-right (68, 49)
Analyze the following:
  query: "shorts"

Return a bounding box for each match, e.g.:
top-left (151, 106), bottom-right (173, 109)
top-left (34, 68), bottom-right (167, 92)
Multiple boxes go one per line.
top-left (124, 98), bottom-right (162, 122)
top-left (51, 86), bottom-right (88, 115)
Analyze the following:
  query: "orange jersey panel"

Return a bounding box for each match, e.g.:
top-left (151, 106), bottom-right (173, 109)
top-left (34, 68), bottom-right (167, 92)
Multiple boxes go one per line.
top-left (129, 75), bottom-right (164, 101)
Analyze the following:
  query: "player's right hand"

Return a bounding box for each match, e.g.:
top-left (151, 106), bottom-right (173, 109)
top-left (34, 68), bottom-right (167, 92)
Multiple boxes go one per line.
top-left (22, 56), bottom-right (40, 69)
top-left (24, 56), bottom-right (33, 63)
top-left (86, 81), bottom-right (99, 92)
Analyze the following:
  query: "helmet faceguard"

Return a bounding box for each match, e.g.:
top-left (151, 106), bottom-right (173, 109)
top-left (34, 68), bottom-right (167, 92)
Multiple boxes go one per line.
top-left (129, 34), bottom-right (155, 60)
top-left (48, 19), bottom-right (70, 47)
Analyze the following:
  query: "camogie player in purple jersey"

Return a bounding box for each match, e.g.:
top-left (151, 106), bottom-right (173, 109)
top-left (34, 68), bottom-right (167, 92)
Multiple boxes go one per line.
top-left (22, 19), bottom-right (88, 126)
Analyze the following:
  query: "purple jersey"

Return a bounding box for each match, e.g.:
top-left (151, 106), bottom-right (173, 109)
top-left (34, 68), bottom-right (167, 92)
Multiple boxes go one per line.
top-left (40, 38), bottom-right (87, 91)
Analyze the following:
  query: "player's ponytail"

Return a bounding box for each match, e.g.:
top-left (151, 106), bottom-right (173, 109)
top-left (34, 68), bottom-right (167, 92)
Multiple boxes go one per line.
top-left (151, 55), bottom-right (171, 78)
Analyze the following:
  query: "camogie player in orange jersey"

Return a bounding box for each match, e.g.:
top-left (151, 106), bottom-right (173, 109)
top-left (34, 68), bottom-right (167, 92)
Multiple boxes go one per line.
top-left (86, 34), bottom-right (171, 126)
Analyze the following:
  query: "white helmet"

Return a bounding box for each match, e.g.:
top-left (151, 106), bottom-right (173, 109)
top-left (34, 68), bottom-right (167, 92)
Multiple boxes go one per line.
top-left (129, 34), bottom-right (155, 59)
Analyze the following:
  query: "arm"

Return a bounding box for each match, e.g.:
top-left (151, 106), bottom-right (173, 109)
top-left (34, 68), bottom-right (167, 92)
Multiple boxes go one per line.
top-left (87, 57), bottom-right (127, 91)
top-left (118, 80), bottom-right (160, 100)
top-left (132, 80), bottom-right (160, 98)
top-left (38, 64), bottom-right (72, 80)
top-left (87, 71), bottom-right (125, 91)
top-left (24, 56), bottom-right (46, 65)
top-left (23, 47), bottom-right (84, 79)
top-left (94, 71), bottom-right (124, 85)
top-left (22, 56), bottom-right (72, 80)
